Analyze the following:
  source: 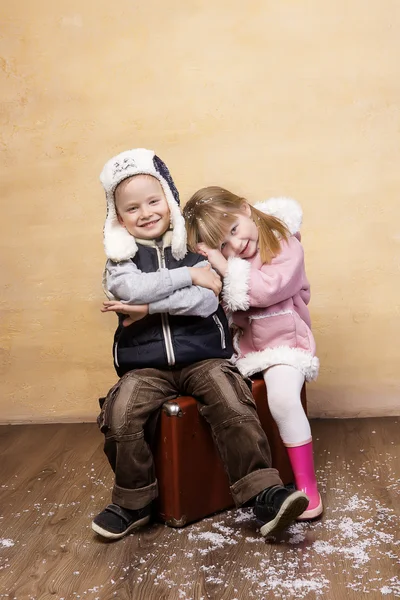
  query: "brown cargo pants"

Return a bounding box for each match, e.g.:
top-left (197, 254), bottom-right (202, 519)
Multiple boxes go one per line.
top-left (98, 359), bottom-right (283, 510)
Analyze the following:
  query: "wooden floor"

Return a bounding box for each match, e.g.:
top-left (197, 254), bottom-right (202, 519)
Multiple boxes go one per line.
top-left (0, 418), bottom-right (399, 600)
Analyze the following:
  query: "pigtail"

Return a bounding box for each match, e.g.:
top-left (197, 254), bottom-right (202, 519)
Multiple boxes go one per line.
top-left (249, 206), bottom-right (289, 264)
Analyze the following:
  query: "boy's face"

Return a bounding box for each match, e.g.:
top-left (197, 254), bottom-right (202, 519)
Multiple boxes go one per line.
top-left (115, 175), bottom-right (171, 240)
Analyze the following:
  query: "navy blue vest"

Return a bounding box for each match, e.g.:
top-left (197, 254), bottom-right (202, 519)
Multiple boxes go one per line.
top-left (112, 244), bottom-right (233, 376)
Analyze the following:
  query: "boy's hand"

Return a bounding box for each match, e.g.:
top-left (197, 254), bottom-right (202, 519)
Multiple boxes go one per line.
top-left (101, 301), bottom-right (149, 327)
top-left (189, 265), bottom-right (222, 296)
top-left (196, 244), bottom-right (228, 277)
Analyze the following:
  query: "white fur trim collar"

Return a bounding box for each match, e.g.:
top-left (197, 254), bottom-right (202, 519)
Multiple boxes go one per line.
top-left (254, 197), bottom-right (303, 235)
top-left (100, 148), bottom-right (187, 262)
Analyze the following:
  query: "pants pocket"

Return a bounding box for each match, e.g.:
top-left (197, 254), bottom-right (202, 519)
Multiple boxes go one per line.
top-left (220, 362), bottom-right (256, 410)
top-left (97, 378), bottom-right (124, 433)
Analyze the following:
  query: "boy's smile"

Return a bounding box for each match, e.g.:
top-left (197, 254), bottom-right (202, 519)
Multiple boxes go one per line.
top-left (115, 175), bottom-right (171, 240)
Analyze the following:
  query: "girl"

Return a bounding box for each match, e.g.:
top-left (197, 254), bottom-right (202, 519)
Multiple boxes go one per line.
top-left (183, 187), bottom-right (322, 520)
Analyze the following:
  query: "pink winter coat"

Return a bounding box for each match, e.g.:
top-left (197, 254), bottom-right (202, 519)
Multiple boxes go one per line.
top-left (222, 198), bottom-right (319, 382)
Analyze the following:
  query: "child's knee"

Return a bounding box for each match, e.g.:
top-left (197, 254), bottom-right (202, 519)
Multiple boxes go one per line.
top-left (109, 391), bottom-right (131, 434)
top-left (267, 389), bottom-right (301, 417)
top-left (197, 362), bottom-right (257, 422)
top-left (104, 373), bottom-right (144, 435)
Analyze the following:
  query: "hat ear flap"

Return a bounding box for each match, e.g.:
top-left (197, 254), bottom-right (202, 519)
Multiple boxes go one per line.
top-left (103, 193), bottom-right (138, 261)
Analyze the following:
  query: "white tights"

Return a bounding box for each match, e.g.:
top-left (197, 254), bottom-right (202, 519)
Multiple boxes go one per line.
top-left (263, 364), bottom-right (311, 446)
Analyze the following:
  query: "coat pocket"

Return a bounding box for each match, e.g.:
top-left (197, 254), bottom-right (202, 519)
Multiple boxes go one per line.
top-left (250, 311), bottom-right (297, 351)
top-left (250, 310), bottom-right (313, 353)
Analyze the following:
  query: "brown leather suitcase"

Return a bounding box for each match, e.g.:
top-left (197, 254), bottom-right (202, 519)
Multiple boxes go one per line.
top-left (153, 377), bottom-right (307, 527)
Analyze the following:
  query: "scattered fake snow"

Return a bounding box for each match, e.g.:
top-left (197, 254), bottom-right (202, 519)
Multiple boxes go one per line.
top-left (0, 451), bottom-right (399, 599)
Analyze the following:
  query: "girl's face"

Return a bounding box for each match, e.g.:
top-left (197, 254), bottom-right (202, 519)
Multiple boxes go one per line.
top-left (220, 204), bottom-right (259, 260)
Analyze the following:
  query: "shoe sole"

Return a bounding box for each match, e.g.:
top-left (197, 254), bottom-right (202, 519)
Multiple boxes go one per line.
top-left (260, 491), bottom-right (309, 537)
top-left (91, 515), bottom-right (151, 540)
top-left (296, 494), bottom-right (323, 521)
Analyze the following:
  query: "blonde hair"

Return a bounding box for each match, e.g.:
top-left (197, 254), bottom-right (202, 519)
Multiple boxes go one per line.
top-left (183, 186), bottom-right (289, 264)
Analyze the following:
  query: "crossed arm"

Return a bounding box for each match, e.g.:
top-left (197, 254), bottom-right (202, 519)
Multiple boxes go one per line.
top-left (101, 258), bottom-right (222, 326)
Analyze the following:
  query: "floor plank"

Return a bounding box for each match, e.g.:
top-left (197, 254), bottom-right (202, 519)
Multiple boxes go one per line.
top-left (0, 418), bottom-right (399, 599)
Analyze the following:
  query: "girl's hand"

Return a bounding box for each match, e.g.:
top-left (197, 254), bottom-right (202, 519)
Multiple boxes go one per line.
top-left (101, 301), bottom-right (149, 327)
top-left (196, 243), bottom-right (209, 258)
top-left (189, 265), bottom-right (222, 296)
top-left (197, 244), bottom-right (228, 277)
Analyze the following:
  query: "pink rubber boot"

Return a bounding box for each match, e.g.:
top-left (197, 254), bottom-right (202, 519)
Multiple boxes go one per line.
top-left (286, 442), bottom-right (323, 520)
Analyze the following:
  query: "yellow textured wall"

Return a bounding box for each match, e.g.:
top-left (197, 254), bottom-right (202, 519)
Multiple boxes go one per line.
top-left (1, 1), bottom-right (400, 422)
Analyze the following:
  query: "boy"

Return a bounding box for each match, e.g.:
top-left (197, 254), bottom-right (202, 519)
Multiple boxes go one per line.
top-left (92, 148), bottom-right (309, 540)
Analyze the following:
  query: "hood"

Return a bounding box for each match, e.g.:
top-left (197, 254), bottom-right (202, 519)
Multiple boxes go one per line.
top-left (254, 197), bottom-right (303, 235)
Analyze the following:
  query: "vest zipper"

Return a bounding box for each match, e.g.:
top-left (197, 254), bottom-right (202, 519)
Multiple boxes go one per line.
top-left (213, 314), bottom-right (226, 349)
top-left (114, 340), bottom-right (119, 367)
top-left (156, 243), bottom-right (176, 366)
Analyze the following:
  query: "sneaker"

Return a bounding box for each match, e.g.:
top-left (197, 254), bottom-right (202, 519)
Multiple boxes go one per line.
top-left (254, 485), bottom-right (309, 537)
top-left (91, 503), bottom-right (152, 540)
